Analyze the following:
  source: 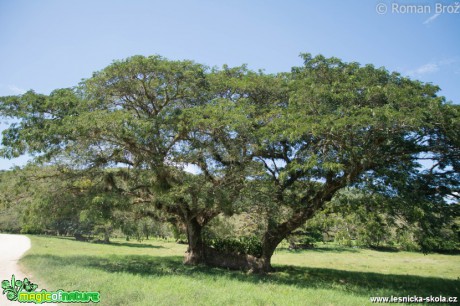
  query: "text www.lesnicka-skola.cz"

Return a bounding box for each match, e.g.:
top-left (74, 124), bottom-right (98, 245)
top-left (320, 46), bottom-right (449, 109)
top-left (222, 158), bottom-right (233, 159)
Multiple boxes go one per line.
top-left (370, 295), bottom-right (458, 303)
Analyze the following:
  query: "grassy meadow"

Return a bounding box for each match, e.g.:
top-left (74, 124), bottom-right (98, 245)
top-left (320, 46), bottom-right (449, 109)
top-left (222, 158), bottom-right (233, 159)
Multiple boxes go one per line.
top-left (19, 236), bottom-right (460, 306)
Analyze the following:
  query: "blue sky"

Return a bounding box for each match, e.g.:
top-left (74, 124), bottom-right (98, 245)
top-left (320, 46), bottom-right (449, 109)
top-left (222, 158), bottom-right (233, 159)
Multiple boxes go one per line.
top-left (0, 0), bottom-right (459, 169)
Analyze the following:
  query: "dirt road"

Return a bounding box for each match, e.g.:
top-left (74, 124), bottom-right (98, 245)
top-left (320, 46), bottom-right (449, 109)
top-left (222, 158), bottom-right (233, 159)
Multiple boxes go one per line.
top-left (0, 234), bottom-right (56, 306)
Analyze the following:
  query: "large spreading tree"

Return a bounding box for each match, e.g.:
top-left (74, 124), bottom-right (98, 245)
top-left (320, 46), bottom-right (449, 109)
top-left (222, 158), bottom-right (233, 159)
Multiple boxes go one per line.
top-left (239, 54), bottom-right (459, 270)
top-left (0, 55), bottom-right (252, 265)
top-left (0, 53), bottom-right (458, 272)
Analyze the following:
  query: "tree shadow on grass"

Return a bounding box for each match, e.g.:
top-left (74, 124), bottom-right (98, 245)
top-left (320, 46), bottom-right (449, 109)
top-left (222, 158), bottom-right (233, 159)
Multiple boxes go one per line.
top-left (25, 254), bottom-right (460, 299)
top-left (38, 236), bottom-right (164, 249)
top-left (276, 246), bottom-right (360, 253)
top-left (106, 241), bottom-right (165, 249)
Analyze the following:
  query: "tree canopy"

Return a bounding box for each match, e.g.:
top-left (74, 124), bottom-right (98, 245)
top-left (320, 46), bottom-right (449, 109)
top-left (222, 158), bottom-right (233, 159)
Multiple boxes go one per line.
top-left (1, 53), bottom-right (458, 272)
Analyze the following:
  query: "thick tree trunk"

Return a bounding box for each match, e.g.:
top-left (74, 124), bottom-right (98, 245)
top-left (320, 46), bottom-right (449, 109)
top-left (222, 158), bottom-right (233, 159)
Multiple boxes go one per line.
top-left (257, 183), bottom-right (344, 272)
top-left (182, 207), bottom-right (220, 265)
top-left (258, 207), bottom-right (317, 272)
top-left (203, 228), bottom-right (300, 273)
top-left (103, 229), bottom-right (110, 243)
top-left (184, 179), bottom-right (346, 272)
top-left (259, 233), bottom-right (286, 272)
top-left (183, 217), bottom-right (205, 265)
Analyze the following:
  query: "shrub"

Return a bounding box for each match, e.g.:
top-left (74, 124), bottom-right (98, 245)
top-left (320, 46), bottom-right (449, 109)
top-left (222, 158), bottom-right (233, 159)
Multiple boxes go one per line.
top-left (207, 236), bottom-right (262, 257)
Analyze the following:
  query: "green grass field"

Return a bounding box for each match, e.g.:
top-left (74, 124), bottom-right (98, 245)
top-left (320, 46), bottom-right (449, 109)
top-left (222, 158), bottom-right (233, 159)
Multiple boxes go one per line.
top-left (19, 236), bottom-right (460, 305)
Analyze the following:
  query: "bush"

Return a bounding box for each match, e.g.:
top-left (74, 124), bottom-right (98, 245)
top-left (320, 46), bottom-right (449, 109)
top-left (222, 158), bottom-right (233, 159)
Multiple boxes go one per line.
top-left (396, 231), bottom-right (420, 252)
top-left (207, 236), bottom-right (262, 257)
top-left (287, 229), bottom-right (323, 249)
top-left (417, 232), bottom-right (459, 253)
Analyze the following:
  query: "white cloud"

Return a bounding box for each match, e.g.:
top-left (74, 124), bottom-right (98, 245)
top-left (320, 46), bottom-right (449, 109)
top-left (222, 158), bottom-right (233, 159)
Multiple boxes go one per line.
top-left (423, 13), bottom-right (440, 25)
top-left (408, 63), bottom-right (439, 77)
top-left (407, 57), bottom-right (459, 78)
top-left (7, 85), bottom-right (26, 94)
top-left (438, 58), bottom-right (458, 66)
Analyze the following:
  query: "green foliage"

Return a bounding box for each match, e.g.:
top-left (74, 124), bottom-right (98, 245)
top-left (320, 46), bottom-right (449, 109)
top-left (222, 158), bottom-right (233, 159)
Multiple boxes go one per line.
top-left (0, 53), bottom-right (458, 266)
top-left (396, 230), bottom-right (420, 252)
top-left (0, 169), bottom-right (36, 233)
top-left (298, 188), bottom-right (460, 252)
top-left (207, 236), bottom-right (263, 257)
top-left (203, 214), bottom-right (264, 256)
top-left (170, 222), bottom-right (187, 242)
top-left (287, 232), bottom-right (322, 249)
top-left (203, 213), bottom-right (267, 241)
top-left (119, 216), bottom-right (172, 241)
top-left (416, 224), bottom-right (459, 253)
top-left (0, 165), bottom-right (136, 242)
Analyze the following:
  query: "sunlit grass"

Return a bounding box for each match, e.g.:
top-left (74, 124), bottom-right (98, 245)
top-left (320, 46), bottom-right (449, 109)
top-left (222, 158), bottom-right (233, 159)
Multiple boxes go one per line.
top-left (273, 244), bottom-right (459, 279)
top-left (19, 236), bottom-right (460, 306)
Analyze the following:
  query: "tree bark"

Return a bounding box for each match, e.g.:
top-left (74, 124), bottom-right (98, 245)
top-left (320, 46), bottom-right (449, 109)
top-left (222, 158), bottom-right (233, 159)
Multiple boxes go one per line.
top-left (103, 228), bottom-right (111, 243)
top-left (257, 180), bottom-right (344, 272)
top-left (183, 216), bottom-right (205, 265)
top-left (259, 210), bottom-right (310, 272)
